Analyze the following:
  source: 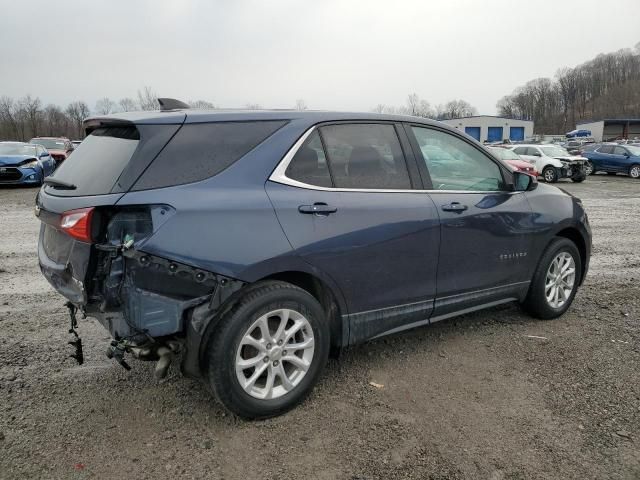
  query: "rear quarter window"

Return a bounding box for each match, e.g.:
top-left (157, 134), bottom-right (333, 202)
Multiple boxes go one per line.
top-left (132, 120), bottom-right (287, 190)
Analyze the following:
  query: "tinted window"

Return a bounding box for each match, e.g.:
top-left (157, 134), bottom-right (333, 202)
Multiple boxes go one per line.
top-left (513, 146), bottom-right (528, 155)
top-left (319, 124), bottom-right (411, 189)
top-left (411, 126), bottom-right (504, 191)
top-left (46, 126), bottom-right (140, 196)
top-left (133, 121), bottom-right (286, 190)
top-left (598, 145), bottom-right (613, 154)
top-left (527, 147), bottom-right (541, 156)
top-left (285, 131), bottom-right (332, 187)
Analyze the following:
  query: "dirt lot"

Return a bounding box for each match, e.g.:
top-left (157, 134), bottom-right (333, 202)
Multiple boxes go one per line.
top-left (1, 176), bottom-right (639, 480)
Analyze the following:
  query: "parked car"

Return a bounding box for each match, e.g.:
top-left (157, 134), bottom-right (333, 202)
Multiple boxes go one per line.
top-left (510, 144), bottom-right (587, 183)
top-left (71, 140), bottom-right (82, 149)
top-left (582, 143), bottom-right (640, 178)
top-left (36, 107), bottom-right (591, 418)
top-left (0, 141), bottom-right (56, 186)
top-left (487, 146), bottom-right (537, 176)
top-left (29, 137), bottom-right (74, 166)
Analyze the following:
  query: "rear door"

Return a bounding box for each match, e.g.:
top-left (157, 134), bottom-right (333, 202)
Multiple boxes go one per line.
top-left (406, 124), bottom-right (533, 318)
top-left (266, 122), bottom-right (441, 343)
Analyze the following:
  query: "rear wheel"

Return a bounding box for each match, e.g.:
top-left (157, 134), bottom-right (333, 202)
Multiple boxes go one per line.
top-left (205, 281), bottom-right (329, 419)
top-left (522, 238), bottom-right (581, 319)
top-left (629, 164), bottom-right (640, 179)
top-left (542, 166), bottom-right (558, 183)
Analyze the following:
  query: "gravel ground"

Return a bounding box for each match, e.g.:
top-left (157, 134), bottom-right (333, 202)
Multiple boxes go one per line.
top-left (1, 175), bottom-right (639, 479)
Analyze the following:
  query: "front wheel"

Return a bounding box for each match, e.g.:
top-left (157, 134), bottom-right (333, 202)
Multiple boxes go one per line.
top-left (571, 174), bottom-right (586, 183)
top-left (205, 281), bottom-right (330, 419)
top-left (584, 161), bottom-right (595, 175)
top-left (542, 166), bottom-right (558, 183)
top-left (629, 164), bottom-right (640, 179)
top-left (522, 238), bottom-right (582, 319)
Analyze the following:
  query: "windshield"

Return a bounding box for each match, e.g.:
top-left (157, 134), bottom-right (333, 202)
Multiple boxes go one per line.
top-left (0, 144), bottom-right (37, 156)
top-left (31, 138), bottom-right (66, 150)
top-left (540, 146), bottom-right (570, 157)
top-left (626, 145), bottom-right (640, 156)
top-left (488, 147), bottom-right (519, 160)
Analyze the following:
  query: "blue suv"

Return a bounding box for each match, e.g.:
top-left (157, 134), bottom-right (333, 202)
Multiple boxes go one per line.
top-left (582, 143), bottom-right (640, 178)
top-left (36, 101), bottom-right (591, 418)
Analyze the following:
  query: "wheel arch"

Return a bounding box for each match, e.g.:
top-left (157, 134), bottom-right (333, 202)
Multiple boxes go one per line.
top-left (555, 227), bottom-right (588, 285)
top-left (259, 270), bottom-right (346, 356)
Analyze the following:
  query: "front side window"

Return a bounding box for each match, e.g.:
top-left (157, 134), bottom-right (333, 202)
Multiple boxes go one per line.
top-left (285, 131), bottom-right (332, 187)
top-left (411, 126), bottom-right (504, 191)
top-left (613, 146), bottom-right (628, 156)
top-left (319, 124), bottom-right (411, 189)
top-left (540, 146), bottom-right (569, 157)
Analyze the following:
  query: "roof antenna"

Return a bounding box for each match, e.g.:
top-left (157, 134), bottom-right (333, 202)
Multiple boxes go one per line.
top-left (157, 98), bottom-right (190, 111)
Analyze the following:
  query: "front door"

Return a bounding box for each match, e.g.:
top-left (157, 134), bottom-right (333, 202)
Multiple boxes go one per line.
top-left (266, 123), bottom-right (441, 343)
top-left (407, 125), bottom-right (534, 318)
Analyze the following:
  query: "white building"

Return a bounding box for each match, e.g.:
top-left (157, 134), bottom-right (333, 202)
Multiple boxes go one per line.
top-left (440, 116), bottom-right (534, 143)
top-left (573, 119), bottom-right (640, 142)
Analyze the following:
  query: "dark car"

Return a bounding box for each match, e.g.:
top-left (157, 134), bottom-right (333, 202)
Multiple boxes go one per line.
top-left (582, 143), bottom-right (640, 178)
top-left (29, 137), bottom-right (74, 166)
top-left (36, 104), bottom-right (591, 418)
top-left (0, 142), bottom-right (57, 185)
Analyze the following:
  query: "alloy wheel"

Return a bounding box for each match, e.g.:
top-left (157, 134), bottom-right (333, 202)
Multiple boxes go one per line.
top-left (630, 165), bottom-right (640, 179)
top-left (545, 251), bottom-right (576, 309)
top-left (543, 167), bottom-right (556, 182)
top-left (584, 161), bottom-right (594, 175)
top-left (235, 308), bottom-right (315, 400)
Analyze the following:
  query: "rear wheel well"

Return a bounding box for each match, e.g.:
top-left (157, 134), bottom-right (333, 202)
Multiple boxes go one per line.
top-left (261, 271), bottom-right (344, 356)
top-left (556, 228), bottom-right (587, 283)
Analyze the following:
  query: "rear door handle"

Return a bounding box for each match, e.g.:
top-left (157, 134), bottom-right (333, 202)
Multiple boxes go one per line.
top-left (441, 202), bottom-right (468, 213)
top-left (298, 203), bottom-right (337, 215)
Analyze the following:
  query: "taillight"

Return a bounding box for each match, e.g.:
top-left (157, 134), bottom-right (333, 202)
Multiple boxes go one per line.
top-left (60, 207), bottom-right (94, 243)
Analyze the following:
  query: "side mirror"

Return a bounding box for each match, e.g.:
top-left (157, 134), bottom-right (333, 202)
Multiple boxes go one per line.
top-left (39, 152), bottom-right (48, 158)
top-left (532, 151), bottom-right (541, 157)
top-left (513, 171), bottom-right (538, 192)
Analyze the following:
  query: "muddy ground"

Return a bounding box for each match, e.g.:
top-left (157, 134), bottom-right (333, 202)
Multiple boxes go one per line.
top-left (0, 175), bottom-right (639, 479)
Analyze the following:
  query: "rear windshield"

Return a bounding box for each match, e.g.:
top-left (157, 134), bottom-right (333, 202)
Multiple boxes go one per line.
top-left (46, 126), bottom-right (140, 196)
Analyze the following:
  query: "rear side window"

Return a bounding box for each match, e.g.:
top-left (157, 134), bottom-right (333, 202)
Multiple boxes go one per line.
top-left (513, 146), bottom-right (527, 155)
top-left (285, 131), bottom-right (332, 187)
top-left (133, 121), bottom-right (286, 190)
top-left (598, 145), bottom-right (613, 154)
top-left (319, 124), bottom-right (411, 189)
top-left (46, 126), bottom-right (140, 196)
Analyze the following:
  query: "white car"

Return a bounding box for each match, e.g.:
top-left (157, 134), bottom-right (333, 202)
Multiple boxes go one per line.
top-left (509, 144), bottom-right (587, 183)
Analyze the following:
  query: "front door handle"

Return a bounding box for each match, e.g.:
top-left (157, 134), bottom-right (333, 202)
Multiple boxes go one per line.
top-left (298, 203), bottom-right (337, 215)
top-left (441, 202), bottom-right (468, 213)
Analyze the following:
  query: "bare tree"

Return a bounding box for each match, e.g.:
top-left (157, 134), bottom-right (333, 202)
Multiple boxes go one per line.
top-left (119, 97), bottom-right (138, 112)
top-left (188, 99), bottom-right (216, 109)
top-left (294, 99), bottom-right (308, 110)
top-left (95, 97), bottom-right (116, 115)
top-left (137, 86), bottom-right (158, 111)
top-left (438, 99), bottom-right (477, 120)
top-left (66, 101), bottom-right (90, 139)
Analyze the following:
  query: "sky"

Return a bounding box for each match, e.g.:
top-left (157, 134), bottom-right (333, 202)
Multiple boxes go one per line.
top-left (1, 0), bottom-right (639, 114)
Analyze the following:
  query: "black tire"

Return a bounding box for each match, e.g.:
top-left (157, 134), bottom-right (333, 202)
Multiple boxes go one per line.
top-left (522, 238), bottom-right (582, 320)
top-left (542, 166), bottom-right (558, 183)
top-left (629, 164), bottom-right (640, 179)
top-left (585, 161), bottom-right (595, 175)
top-left (571, 174), bottom-right (586, 183)
top-left (205, 280), bottom-right (330, 419)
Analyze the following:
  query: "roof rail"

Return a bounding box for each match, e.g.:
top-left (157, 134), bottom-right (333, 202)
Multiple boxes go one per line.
top-left (157, 98), bottom-right (190, 111)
